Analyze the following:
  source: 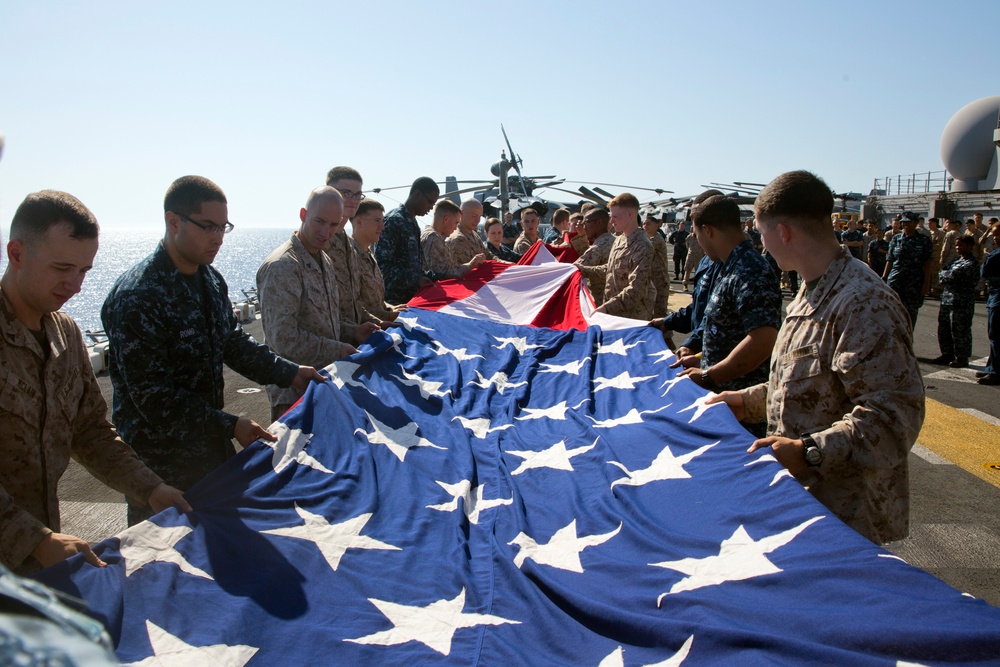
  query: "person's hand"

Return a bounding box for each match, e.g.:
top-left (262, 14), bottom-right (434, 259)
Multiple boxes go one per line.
top-left (469, 253), bottom-right (485, 268)
top-left (748, 436), bottom-right (807, 476)
top-left (353, 322), bottom-right (379, 344)
top-left (669, 351), bottom-right (700, 369)
top-left (32, 532), bottom-right (106, 569)
top-left (648, 318), bottom-right (665, 330)
top-left (390, 304), bottom-right (408, 315)
top-left (678, 366), bottom-right (710, 388)
top-left (147, 483), bottom-right (193, 515)
top-left (291, 365), bottom-right (327, 392)
top-left (235, 417), bottom-right (277, 447)
top-left (705, 391), bottom-right (746, 422)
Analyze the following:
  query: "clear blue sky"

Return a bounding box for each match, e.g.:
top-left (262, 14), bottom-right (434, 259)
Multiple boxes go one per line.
top-left (2, 1), bottom-right (998, 230)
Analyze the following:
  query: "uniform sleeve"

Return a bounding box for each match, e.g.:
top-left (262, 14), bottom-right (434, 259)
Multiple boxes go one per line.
top-left (810, 305), bottom-right (924, 469)
top-left (0, 486), bottom-right (50, 570)
top-left (103, 288), bottom-right (240, 440)
top-left (376, 219), bottom-right (421, 303)
top-left (740, 382), bottom-right (769, 425)
top-left (256, 257), bottom-right (352, 368)
top-left (221, 307), bottom-right (299, 387)
top-left (734, 265), bottom-right (782, 332)
top-left (602, 239), bottom-right (652, 315)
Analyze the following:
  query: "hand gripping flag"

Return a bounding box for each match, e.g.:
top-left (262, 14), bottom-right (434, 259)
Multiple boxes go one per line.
top-left (37, 258), bottom-right (1000, 665)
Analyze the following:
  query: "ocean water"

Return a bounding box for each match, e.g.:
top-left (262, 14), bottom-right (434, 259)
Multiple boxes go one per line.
top-left (58, 227), bottom-right (294, 334)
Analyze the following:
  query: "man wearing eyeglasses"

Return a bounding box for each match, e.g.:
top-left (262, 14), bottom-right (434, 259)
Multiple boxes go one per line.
top-left (375, 177), bottom-right (439, 304)
top-left (102, 176), bottom-right (325, 525)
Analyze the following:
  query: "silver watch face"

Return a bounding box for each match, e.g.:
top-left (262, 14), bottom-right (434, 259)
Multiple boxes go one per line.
top-left (805, 447), bottom-right (822, 465)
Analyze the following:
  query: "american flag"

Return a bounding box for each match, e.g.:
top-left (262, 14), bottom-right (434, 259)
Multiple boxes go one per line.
top-left (38, 251), bottom-right (1000, 665)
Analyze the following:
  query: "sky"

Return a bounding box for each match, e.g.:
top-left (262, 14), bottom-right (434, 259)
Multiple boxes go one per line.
top-left (2, 0), bottom-right (999, 230)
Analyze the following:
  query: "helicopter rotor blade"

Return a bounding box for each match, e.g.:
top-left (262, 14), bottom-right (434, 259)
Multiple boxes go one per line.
top-left (562, 181), bottom-right (673, 195)
top-left (593, 187), bottom-right (616, 199)
top-left (532, 179), bottom-right (565, 190)
top-left (446, 183), bottom-right (499, 197)
top-left (501, 124), bottom-right (529, 195)
top-left (578, 186), bottom-right (607, 204)
top-left (542, 186), bottom-right (598, 200)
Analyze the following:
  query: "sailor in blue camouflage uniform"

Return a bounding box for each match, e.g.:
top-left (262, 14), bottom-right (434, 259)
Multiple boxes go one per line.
top-left (934, 235), bottom-right (980, 368)
top-left (883, 210), bottom-right (933, 329)
top-left (978, 221), bottom-right (1000, 385)
top-left (679, 195), bottom-right (780, 437)
top-left (374, 177), bottom-right (438, 305)
top-left (102, 176), bottom-right (323, 524)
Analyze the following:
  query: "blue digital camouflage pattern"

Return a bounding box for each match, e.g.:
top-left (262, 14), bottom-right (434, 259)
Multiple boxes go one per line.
top-left (374, 205), bottom-right (424, 305)
top-left (659, 255), bottom-right (720, 352)
top-left (101, 242), bottom-right (298, 494)
top-left (701, 239), bottom-right (781, 391)
top-left (886, 232), bottom-right (932, 306)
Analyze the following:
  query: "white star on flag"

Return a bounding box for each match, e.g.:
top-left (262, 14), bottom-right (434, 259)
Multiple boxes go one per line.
top-left (648, 349), bottom-right (675, 364)
top-left (596, 339), bottom-right (645, 355)
top-left (263, 422), bottom-right (333, 475)
top-left (118, 522), bottom-right (211, 580)
top-left (507, 438), bottom-right (598, 475)
top-left (451, 415), bottom-right (512, 439)
top-left (261, 506), bottom-right (400, 571)
top-left (651, 516), bottom-right (824, 602)
top-left (396, 314), bottom-right (434, 332)
top-left (344, 587), bottom-right (520, 656)
top-left (659, 376), bottom-right (686, 396)
top-left (516, 398), bottom-right (589, 421)
top-left (744, 454), bottom-right (793, 486)
top-left (431, 339), bottom-right (485, 362)
top-left (468, 369), bottom-right (528, 394)
top-left (537, 358), bottom-right (590, 375)
top-left (593, 371), bottom-right (657, 392)
top-left (598, 636), bottom-right (695, 667)
top-left (121, 620), bottom-right (257, 667)
top-left (393, 366), bottom-right (453, 400)
top-left (676, 394), bottom-right (722, 423)
top-left (426, 481), bottom-right (512, 524)
top-left (586, 404), bottom-right (670, 428)
top-left (509, 519), bottom-right (621, 573)
top-left (327, 360), bottom-right (376, 394)
top-left (608, 441), bottom-right (717, 488)
top-left (355, 411), bottom-right (446, 461)
top-left (492, 335), bottom-right (544, 354)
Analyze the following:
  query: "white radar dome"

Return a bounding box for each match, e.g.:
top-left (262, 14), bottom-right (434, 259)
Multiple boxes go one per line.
top-left (940, 96), bottom-right (1000, 192)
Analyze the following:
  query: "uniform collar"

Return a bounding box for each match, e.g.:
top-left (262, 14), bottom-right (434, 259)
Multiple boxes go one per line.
top-left (0, 285), bottom-right (68, 358)
top-left (798, 248), bottom-right (853, 313)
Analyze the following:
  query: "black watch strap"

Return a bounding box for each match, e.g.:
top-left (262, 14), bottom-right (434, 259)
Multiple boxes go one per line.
top-left (801, 434), bottom-right (822, 467)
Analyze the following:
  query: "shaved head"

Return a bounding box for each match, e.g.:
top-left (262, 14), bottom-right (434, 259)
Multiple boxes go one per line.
top-left (305, 186), bottom-right (345, 232)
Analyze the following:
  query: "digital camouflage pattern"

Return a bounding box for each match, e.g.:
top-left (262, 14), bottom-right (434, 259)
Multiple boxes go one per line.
top-left (421, 228), bottom-right (463, 279)
top-left (446, 226), bottom-right (488, 265)
top-left (101, 242), bottom-right (298, 495)
top-left (683, 232), bottom-right (705, 284)
top-left (574, 232), bottom-right (615, 305)
top-left (701, 239), bottom-right (781, 391)
top-left (513, 233), bottom-right (539, 256)
top-left (984, 248), bottom-right (1000, 375)
top-left (740, 250), bottom-right (925, 544)
top-left (256, 233), bottom-right (354, 409)
top-left (939, 229), bottom-right (962, 268)
top-left (351, 236), bottom-right (396, 321)
top-left (937, 254), bottom-right (980, 359)
top-left (886, 232), bottom-right (933, 325)
top-left (1, 288), bottom-right (161, 572)
top-left (328, 231), bottom-right (364, 326)
top-left (659, 255), bottom-right (721, 352)
top-left (648, 232), bottom-right (670, 318)
top-left (600, 228), bottom-right (653, 320)
top-left (375, 205), bottom-right (424, 305)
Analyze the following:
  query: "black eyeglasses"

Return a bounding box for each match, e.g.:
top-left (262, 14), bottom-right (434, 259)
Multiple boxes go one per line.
top-left (176, 212), bottom-right (234, 235)
top-left (338, 188), bottom-right (365, 201)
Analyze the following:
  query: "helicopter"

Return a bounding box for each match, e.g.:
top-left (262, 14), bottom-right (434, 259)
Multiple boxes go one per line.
top-left (371, 126), bottom-right (673, 220)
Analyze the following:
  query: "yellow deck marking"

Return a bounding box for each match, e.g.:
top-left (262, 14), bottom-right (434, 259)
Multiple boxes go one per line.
top-left (918, 397), bottom-right (1000, 488)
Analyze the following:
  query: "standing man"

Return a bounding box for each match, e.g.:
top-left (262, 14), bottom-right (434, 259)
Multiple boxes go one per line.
top-left (939, 218), bottom-right (963, 269)
top-left (446, 199), bottom-right (489, 265)
top-left (927, 217), bottom-right (945, 296)
top-left (375, 177), bottom-right (439, 305)
top-left (421, 200), bottom-right (484, 279)
top-left (102, 176), bottom-right (324, 524)
top-left (883, 211), bottom-right (933, 330)
top-left (257, 187), bottom-right (359, 422)
top-left (643, 214), bottom-right (671, 318)
top-left (709, 170), bottom-right (924, 545)
top-left (593, 193), bottom-right (653, 320)
top-left (840, 219), bottom-right (865, 261)
top-left (979, 221), bottom-right (1000, 385)
top-left (677, 195), bottom-right (780, 402)
top-left (933, 236), bottom-right (980, 368)
top-left (682, 226), bottom-right (704, 290)
top-left (352, 199), bottom-right (404, 323)
top-left (513, 208), bottom-right (542, 254)
top-left (574, 207), bottom-right (615, 305)
top-left (326, 166), bottom-right (381, 333)
top-left (2, 190), bottom-right (189, 573)
top-left (544, 208), bottom-right (571, 243)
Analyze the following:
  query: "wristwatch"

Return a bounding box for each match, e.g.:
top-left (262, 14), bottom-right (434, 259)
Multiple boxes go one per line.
top-left (702, 367), bottom-right (716, 389)
top-left (801, 434), bottom-right (822, 467)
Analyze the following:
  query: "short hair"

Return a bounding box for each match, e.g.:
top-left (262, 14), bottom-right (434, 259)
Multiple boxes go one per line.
top-left (485, 217), bottom-right (503, 233)
top-left (957, 235), bottom-right (975, 247)
top-left (354, 198), bottom-right (384, 219)
top-left (10, 190), bottom-right (99, 246)
top-left (584, 207), bottom-right (610, 225)
top-left (326, 166), bottom-right (362, 186)
top-left (520, 208), bottom-right (540, 221)
top-left (990, 217), bottom-right (999, 223)
top-left (607, 192), bottom-right (640, 210)
top-left (433, 199), bottom-right (461, 221)
top-left (692, 195), bottom-right (741, 230)
top-left (411, 177), bottom-right (440, 197)
top-left (580, 202), bottom-right (597, 214)
top-left (753, 170), bottom-right (834, 234)
top-left (551, 208), bottom-right (570, 225)
top-left (164, 175), bottom-right (227, 216)
top-left (928, 217), bottom-right (939, 225)
top-left (693, 189), bottom-right (724, 206)
top-left (569, 212), bottom-right (583, 223)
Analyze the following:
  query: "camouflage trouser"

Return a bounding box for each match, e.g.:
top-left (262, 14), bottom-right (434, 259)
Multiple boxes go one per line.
top-left (938, 303), bottom-right (974, 359)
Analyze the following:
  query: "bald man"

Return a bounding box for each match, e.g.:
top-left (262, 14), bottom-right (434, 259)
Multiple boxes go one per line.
top-left (446, 199), bottom-right (490, 265)
top-left (257, 187), bottom-right (358, 421)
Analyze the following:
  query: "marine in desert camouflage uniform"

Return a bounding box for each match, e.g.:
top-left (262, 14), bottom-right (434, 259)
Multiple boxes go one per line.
top-left (710, 171), bottom-right (924, 545)
top-left (446, 199), bottom-right (489, 265)
top-left (422, 200), bottom-right (484, 279)
top-left (593, 194), bottom-right (653, 320)
top-left (513, 208), bottom-right (542, 255)
top-left (257, 187), bottom-right (361, 421)
top-left (2, 190), bottom-right (187, 572)
top-left (643, 214), bottom-right (671, 318)
top-left (574, 207), bottom-right (615, 305)
top-left (351, 198), bottom-right (403, 323)
top-left (325, 166), bottom-right (376, 330)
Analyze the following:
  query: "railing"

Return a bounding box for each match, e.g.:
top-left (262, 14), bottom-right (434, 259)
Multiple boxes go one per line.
top-left (873, 171), bottom-right (950, 196)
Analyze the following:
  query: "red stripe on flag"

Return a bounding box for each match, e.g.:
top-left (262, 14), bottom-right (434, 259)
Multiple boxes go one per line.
top-left (407, 261), bottom-right (510, 310)
top-left (529, 270), bottom-right (589, 331)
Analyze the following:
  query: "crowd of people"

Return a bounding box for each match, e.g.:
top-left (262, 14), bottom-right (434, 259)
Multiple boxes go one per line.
top-left (2, 164), bottom-right (998, 579)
